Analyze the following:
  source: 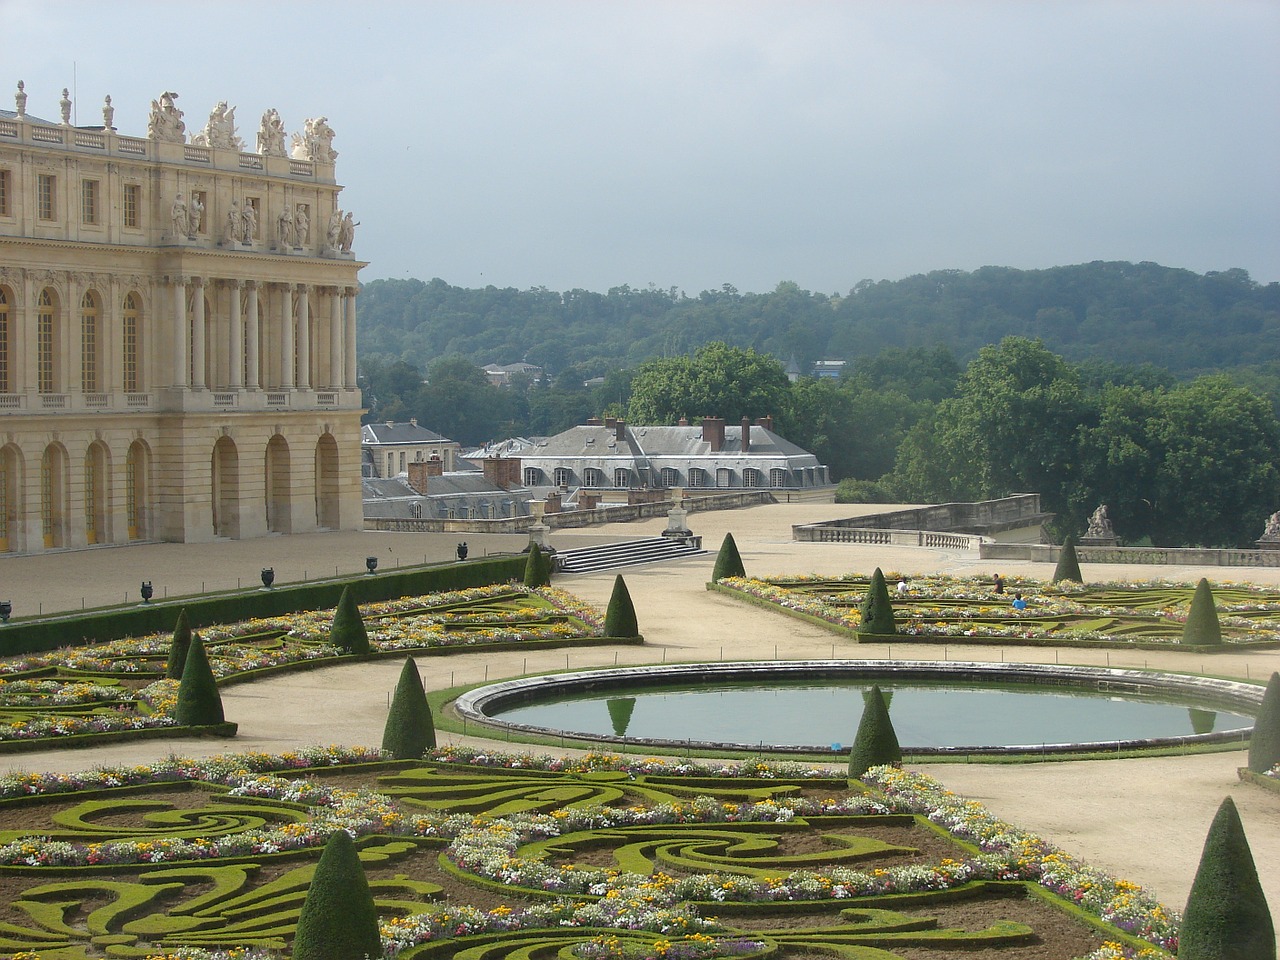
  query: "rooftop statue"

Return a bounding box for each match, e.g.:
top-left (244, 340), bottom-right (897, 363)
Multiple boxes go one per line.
top-left (147, 90), bottom-right (186, 143)
top-left (192, 101), bottom-right (244, 151)
top-left (257, 107), bottom-right (287, 157)
top-left (290, 116), bottom-right (338, 163)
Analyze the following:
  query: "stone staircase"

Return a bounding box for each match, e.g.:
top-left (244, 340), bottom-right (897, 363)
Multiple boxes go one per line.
top-left (554, 537), bottom-right (707, 575)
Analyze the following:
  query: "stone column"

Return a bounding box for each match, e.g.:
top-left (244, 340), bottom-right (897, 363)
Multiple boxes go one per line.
top-left (190, 277), bottom-right (206, 389)
top-left (296, 285), bottom-right (310, 389)
top-left (66, 272), bottom-right (81, 395)
top-left (329, 287), bottom-right (343, 389)
top-left (245, 281), bottom-right (260, 389)
top-left (228, 279), bottom-right (243, 389)
top-left (279, 283), bottom-right (294, 389)
top-left (343, 286), bottom-right (357, 389)
top-left (171, 275), bottom-right (188, 388)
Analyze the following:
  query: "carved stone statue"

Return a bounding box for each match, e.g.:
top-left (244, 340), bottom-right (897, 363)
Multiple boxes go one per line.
top-left (277, 203), bottom-right (295, 247)
top-left (326, 208), bottom-right (343, 250)
top-left (293, 204), bottom-right (309, 246)
top-left (226, 199), bottom-right (242, 243)
top-left (192, 101), bottom-right (244, 151)
top-left (59, 88), bottom-right (72, 125)
top-left (188, 193), bottom-right (203, 236)
top-left (1086, 504), bottom-right (1113, 539)
top-left (148, 91), bottom-right (186, 143)
top-left (1264, 511), bottom-right (1280, 539)
top-left (257, 107), bottom-right (287, 157)
top-left (241, 200), bottom-right (257, 243)
top-left (171, 193), bottom-right (189, 239)
top-left (102, 95), bottom-right (114, 130)
top-left (339, 211), bottom-right (358, 253)
top-left (14, 80), bottom-right (26, 119)
top-left (291, 116), bottom-right (338, 162)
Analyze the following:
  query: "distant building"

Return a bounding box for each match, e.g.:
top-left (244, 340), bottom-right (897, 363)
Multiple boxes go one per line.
top-left (362, 454), bottom-right (536, 521)
top-left (0, 84), bottom-right (363, 550)
top-left (811, 360), bottom-right (846, 379)
top-left (361, 420), bottom-right (460, 479)
top-left (482, 361), bottom-right (542, 387)
top-left (507, 416), bottom-right (832, 493)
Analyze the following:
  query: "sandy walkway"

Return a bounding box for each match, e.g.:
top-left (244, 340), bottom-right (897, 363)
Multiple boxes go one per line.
top-left (1, 502), bottom-right (1277, 933)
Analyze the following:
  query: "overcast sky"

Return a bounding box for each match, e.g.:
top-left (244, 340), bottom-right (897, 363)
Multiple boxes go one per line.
top-left (6, 1), bottom-right (1277, 294)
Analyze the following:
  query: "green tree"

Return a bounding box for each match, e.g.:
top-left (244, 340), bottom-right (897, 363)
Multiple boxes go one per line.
top-left (1179, 797), bottom-right (1275, 960)
top-left (603, 575), bottom-right (639, 638)
top-left (1247, 672), bottom-right (1280, 774)
top-left (628, 342), bottom-right (790, 425)
top-left (712, 533), bottom-right (746, 580)
top-left (857, 568), bottom-right (897, 637)
top-left (847, 685), bottom-right (902, 778)
top-left (1182, 578), bottom-right (1223, 645)
top-left (293, 830), bottom-right (383, 960)
top-left (174, 634), bottom-right (224, 727)
top-left (166, 608), bottom-right (193, 680)
top-left (382, 657), bottom-right (436, 759)
top-left (329, 586), bottom-right (371, 655)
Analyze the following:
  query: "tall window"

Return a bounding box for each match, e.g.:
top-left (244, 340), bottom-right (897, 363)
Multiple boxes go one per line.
top-left (0, 169), bottom-right (10, 216)
top-left (524, 467), bottom-right (543, 486)
top-left (0, 287), bottom-right (9, 393)
top-left (37, 289), bottom-right (56, 393)
top-left (80, 292), bottom-right (99, 393)
top-left (122, 293), bottom-right (139, 392)
top-left (37, 174), bottom-right (56, 221)
top-left (84, 450), bottom-right (98, 544)
top-left (660, 467), bottom-right (679, 487)
top-left (81, 180), bottom-right (99, 224)
top-left (583, 468), bottom-right (603, 487)
top-left (123, 184), bottom-right (140, 228)
top-left (553, 467), bottom-right (572, 487)
top-left (614, 468), bottom-right (630, 488)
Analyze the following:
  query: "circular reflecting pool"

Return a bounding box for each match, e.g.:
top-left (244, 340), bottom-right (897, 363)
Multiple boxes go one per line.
top-left (455, 661), bottom-right (1262, 755)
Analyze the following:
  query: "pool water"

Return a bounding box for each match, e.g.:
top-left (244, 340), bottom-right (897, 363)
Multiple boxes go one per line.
top-left (491, 682), bottom-right (1254, 749)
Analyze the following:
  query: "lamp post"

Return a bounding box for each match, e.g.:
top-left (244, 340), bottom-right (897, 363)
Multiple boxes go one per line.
top-left (140, 581), bottom-right (154, 604)
top-left (365, 556), bottom-right (378, 575)
top-left (260, 567), bottom-right (275, 589)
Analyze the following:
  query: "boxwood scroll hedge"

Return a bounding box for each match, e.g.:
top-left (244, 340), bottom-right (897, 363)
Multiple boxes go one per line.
top-left (0, 554), bottom-right (526, 658)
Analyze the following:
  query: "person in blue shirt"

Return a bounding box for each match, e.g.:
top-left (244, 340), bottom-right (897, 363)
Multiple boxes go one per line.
top-left (1011, 593), bottom-right (1028, 611)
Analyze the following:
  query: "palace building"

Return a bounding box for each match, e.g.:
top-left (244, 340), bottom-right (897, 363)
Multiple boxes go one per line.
top-left (0, 84), bottom-right (364, 551)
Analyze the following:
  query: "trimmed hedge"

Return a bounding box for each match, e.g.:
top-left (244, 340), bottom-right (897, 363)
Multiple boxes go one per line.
top-left (175, 634), bottom-right (226, 727)
top-left (712, 532), bottom-right (747, 581)
top-left (383, 657), bottom-right (436, 760)
top-left (293, 830), bottom-right (382, 960)
top-left (603, 575), bottom-right (639, 639)
top-left (166, 609), bottom-right (192, 680)
top-left (1247, 672), bottom-right (1280, 774)
top-left (1052, 536), bottom-right (1083, 584)
top-left (857, 568), bottom-right (897, 638)
top-left (1182, 578), bottom-right (1223, 646)
top-left (329, 586), bottom-right (371, 655)
top-left (848, 685), bottom-right (902, 778)
top-left (0, 555), bottom-right (526, 657)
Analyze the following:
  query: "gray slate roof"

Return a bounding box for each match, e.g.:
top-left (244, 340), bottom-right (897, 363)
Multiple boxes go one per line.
top-left (362, 421), bottom-right (454, 445)
top-left (524, 424), bottom-right (812, 459)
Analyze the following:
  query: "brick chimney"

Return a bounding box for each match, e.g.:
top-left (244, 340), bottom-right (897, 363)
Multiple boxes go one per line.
top-left (755, 415), bottom-right (774, 432)
top-left (545, 491), bottom-right (562, 514)
top-left (483, 457), bottom-right (521, 490)
top-left (586, 416), bottom-right (603, 426)
top-left (701, 417), bottom-right (725, 452)
top-left (604, 416), bottom-right (617, 429)
top-left (741, 416), bottom-right (752, 452)
top-left (406, 461), bottom-right (431, 495)
top-left (615, 419), bottom-right (626, 441)
top-left (678, 416), bottom-right (689, 426)
top-left (426, 454), bottom-right (444, 477)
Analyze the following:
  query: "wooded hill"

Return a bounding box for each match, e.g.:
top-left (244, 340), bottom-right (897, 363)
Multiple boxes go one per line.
top-left (356, 261), bottom-right (1280, 379)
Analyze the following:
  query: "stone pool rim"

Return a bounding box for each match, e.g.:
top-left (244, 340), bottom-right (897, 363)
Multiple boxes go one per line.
top-left (452, 660), bottom-right (1262, 756)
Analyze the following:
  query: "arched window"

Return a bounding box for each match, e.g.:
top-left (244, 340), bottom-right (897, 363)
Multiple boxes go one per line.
top-left (0, 286), bottom-right (10, 394)
top-left (80, 291), bottom-right (100, 393)
top-left (613, 468), bottom-right (631, 488)
top-left (660, 467), bottom-right (679, 487)
top-left (122, 293), bottom-right (141, 392)
top-left (37, 289), bottom-right (58, 394)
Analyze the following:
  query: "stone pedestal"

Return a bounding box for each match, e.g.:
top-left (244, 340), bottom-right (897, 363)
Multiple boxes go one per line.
top-left (1256, 538), bottom-right (1280, 551)
top-left (528, 522), bottom-right (550, 551)
top-left (660, 502), bottom-right (700, 548)
top-left (1079, 536), bottom-right (1118, 548)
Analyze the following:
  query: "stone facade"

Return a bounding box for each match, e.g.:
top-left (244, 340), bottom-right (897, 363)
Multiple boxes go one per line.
top-left (0, 85), bottom-right (364, 551)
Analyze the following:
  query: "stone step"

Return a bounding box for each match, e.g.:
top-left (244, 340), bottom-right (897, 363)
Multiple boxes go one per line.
top-left (555, 537), bottom-right (706, 575)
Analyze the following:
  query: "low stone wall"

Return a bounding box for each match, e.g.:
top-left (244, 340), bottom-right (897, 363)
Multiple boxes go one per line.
top-left (365, 490), bottom-right (776, 535)
top-left (981, 542), bottom-right (1280, 568)
top-left (793, 494), bottom-right (1047, 547)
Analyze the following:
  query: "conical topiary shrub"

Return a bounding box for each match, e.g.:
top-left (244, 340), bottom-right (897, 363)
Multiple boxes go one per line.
top-left (382, 657), bottom-right (436, 760)
top-left (524, 542), bottom-right (550, 588)
top-left (712, 532), bottom-right (746, 581)
top-left (174, 634), bottom-right (224, 727)
top-left (166, 608), bottom-right (193, 680)
top-left (848, 685), bottom-right (902, 778)
top-left (293, 829), bottom-right (382, 960)
top-left (1179, 796), bottom-right (1275, 960)
top-left (1248, 672), bottom-right (1280, 774)
top-left (857, 568), bottom-right (897, 637)
top-left (607, 696), bottom-right (636, 737)
top-left (603, 574), bottom-right (639, 638)
top-left (1052, 535), bottom-right (1083, 583)
top-left (329, 585), bottom-right (371, 655)
top-left (1182, 578), bottom-right (1223, 646)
